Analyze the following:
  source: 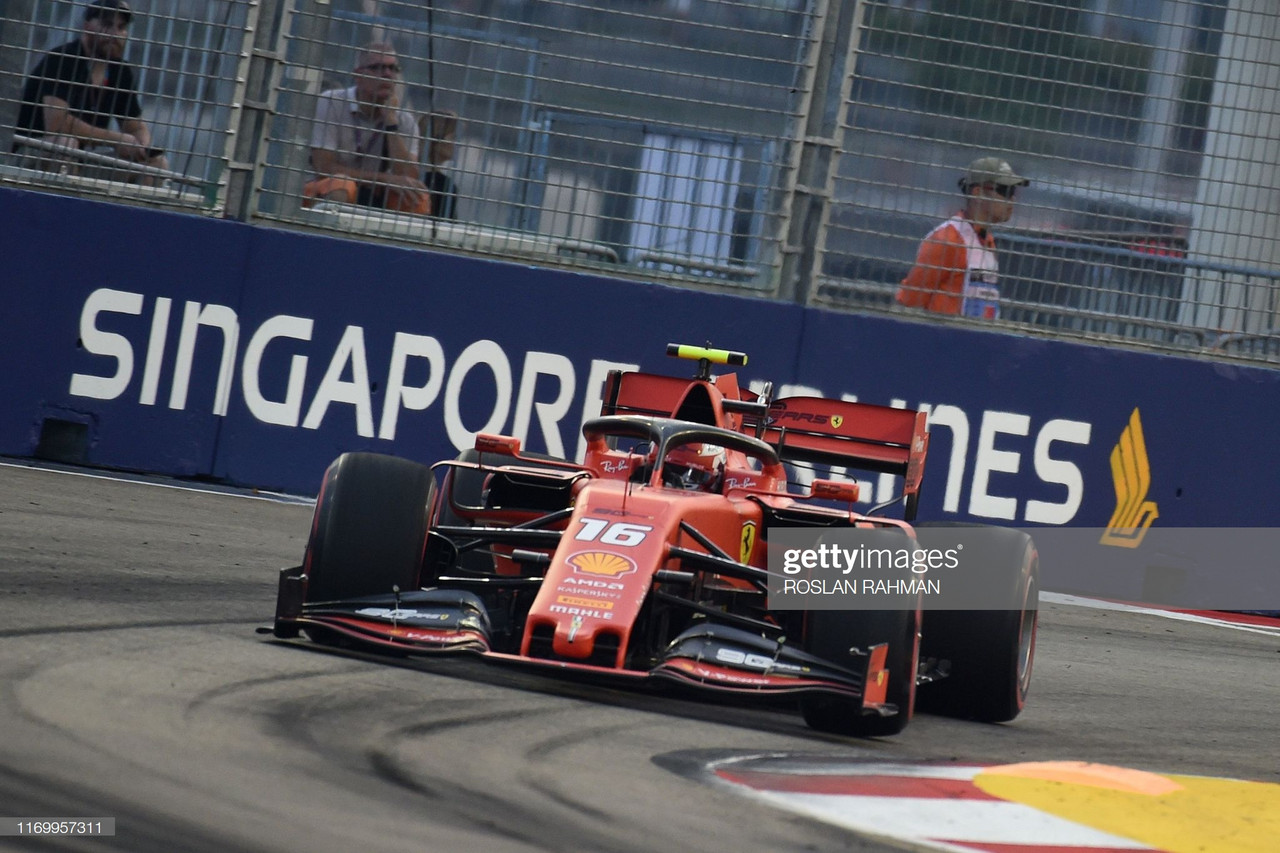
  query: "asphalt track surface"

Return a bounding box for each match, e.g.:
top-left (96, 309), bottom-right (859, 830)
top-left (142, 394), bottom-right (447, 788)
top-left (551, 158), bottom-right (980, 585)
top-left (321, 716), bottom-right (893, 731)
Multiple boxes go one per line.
top-left (0, 462), bottom-right (1276, 853)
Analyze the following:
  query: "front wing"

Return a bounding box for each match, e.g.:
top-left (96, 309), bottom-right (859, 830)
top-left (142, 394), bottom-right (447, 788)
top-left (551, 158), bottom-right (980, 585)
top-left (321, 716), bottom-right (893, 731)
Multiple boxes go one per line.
top-left (271, 569), bottom-right (895, 715)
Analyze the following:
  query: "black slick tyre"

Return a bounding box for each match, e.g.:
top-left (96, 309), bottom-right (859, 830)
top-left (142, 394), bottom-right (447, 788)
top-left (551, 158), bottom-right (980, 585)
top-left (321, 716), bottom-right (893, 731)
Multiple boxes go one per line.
top-left (442, 448), bottom-right (568, 518)
top-left (800, 606), bottom-right (921, 737)
top-left (915, 522), bottom-right (1038, 723)
top-left (304, 452), bottom-right (434, 603)
top-left (438, 448), bottom-right (568, 573)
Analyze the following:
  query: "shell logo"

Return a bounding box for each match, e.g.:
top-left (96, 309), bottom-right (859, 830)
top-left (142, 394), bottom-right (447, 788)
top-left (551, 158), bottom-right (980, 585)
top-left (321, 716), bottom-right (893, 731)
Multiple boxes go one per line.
top-left (568, 551), bottom-right (637, 577)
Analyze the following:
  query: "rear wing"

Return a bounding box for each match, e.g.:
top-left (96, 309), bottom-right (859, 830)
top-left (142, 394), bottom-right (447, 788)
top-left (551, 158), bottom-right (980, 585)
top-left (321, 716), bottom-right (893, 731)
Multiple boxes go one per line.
top-left (598, 367), bottom-right (927, 518)
top-left (600, 369), bottom-right (769, 431)
top-left (747, 396), bottom-right (929, 519)
top-left (601, 371), bottom-right (694, 418)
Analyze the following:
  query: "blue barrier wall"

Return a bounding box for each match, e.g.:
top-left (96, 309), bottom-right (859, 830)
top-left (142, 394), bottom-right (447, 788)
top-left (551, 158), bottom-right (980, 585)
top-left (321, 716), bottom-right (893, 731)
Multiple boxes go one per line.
top-left (4, 188), bottom-right (1279, 547)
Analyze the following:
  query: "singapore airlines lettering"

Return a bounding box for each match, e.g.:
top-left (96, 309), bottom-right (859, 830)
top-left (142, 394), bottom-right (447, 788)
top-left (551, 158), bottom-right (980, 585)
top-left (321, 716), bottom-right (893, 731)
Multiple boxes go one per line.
top-left (67, 288), bottom-right (1095, 524)
top-left (66, 288), bottom-right (635, 459)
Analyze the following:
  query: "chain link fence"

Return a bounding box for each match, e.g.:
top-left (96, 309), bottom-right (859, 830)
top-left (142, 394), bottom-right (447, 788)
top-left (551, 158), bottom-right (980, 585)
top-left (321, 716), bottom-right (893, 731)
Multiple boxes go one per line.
top-left (0, 0), bottom-right (254, 210)
top-left (249, 0), bottom-right (816, 284)
top-left (1, 0), bottom-right (1277, 361)
top-left (815, 0), bottom-right (1279, 357)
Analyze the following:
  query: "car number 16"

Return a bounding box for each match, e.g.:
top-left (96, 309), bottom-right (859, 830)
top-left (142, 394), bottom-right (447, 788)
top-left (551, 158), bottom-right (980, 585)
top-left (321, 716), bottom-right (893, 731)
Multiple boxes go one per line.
top-left (575, 518), bottom-right (652, 546)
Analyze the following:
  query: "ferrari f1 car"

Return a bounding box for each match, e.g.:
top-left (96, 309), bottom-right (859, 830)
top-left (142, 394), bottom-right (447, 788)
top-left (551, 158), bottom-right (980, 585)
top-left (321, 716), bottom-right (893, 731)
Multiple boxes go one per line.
top-left (270, 345), bottom-right (1038, 736)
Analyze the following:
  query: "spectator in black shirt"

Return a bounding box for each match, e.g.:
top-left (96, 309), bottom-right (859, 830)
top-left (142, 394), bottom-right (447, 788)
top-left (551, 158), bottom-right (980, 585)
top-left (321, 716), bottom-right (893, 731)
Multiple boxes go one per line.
top-left (16, 0), bottom-right (169, 181)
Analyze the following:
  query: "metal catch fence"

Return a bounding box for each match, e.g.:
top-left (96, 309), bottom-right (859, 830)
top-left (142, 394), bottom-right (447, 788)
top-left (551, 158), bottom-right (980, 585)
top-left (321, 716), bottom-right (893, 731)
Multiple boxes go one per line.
top-left (0, 0), bottom-right (1276, 363)
top-left (815, 0), bottom-right (1280, 358)
top-left (0, 0), bottom-right (254, 210)
top-left (249, 0), bottom-right (816, 285)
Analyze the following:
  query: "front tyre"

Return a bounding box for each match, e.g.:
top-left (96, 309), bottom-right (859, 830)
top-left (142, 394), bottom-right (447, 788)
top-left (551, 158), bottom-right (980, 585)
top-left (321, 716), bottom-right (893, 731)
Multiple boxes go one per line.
top-left (916, 523), bottom-right (1038, 723)
top-left (800, 606), bottom-right (921, 737)
top-left (304, 452), bottom-right (435, 603)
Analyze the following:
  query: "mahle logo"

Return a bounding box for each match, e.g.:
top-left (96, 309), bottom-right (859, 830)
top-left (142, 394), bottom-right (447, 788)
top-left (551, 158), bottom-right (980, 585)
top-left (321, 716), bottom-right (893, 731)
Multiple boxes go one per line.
top-left (1100, 408), bottom-right (1159, 548)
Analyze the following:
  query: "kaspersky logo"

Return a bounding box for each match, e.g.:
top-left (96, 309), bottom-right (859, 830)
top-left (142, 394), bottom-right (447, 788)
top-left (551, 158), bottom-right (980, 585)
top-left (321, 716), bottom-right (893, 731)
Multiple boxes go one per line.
top-left (1100, 408), bottom-right (1159, 548)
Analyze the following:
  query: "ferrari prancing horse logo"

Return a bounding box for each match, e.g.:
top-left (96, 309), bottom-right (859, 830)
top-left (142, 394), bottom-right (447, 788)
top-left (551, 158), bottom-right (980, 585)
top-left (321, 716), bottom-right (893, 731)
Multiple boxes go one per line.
top-left (740, 522), bottom-right (757, 563)
top-left (830, 415), bottom-right (843, 429)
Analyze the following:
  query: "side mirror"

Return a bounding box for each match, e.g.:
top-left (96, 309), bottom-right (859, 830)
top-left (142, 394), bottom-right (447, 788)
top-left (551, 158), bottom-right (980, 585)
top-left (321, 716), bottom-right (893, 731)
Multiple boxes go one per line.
top-left (810, 478), bottom-right (859, 503)
top-left (475, 433), bottom-right (521, 456)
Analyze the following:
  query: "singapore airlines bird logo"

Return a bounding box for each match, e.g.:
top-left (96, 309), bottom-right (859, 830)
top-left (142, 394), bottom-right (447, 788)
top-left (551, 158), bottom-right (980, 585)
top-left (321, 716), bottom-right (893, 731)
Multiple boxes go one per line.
top-left (1100, 408), bottom-right (1159, 548)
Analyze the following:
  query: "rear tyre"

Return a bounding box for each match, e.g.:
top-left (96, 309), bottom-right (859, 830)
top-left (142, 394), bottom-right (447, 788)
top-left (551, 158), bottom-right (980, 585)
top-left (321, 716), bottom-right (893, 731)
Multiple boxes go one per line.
top-left (304, 452), bottom-right (434, 603)
top-left (439, 449), bottom-right (488, 521)
top-left (441, 448), bottom-right (568, 519)
top-left (438, 448), bottom-right (568, 573)
top-left (915, 523), bottom-right (1038, 723)
top-left (800, 607), bottom-right (921, 737)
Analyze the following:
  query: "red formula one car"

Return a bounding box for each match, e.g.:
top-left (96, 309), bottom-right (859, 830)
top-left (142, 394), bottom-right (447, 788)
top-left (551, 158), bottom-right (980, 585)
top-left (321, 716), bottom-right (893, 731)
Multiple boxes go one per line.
top-left (271, 345), bottom-right (1038, 736)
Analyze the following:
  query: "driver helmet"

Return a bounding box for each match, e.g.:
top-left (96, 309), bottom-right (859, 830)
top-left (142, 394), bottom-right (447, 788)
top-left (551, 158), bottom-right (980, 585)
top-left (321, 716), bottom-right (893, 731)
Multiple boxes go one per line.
top-left (661, 443), bottom-right (726, 492)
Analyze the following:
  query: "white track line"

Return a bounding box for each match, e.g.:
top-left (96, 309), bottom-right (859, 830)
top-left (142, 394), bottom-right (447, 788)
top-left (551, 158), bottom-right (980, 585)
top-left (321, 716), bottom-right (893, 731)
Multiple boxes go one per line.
top-left (1043, 592), bottom-right (1280, 636)
top-left (0, 459), bottom-right (314, 505)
